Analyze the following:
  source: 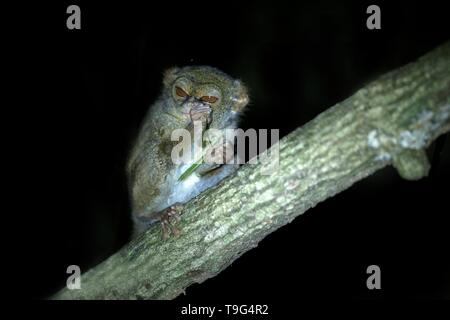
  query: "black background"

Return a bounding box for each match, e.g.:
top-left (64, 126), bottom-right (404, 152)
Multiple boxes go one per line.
top-left (22, 0), bottom-right (449, 302)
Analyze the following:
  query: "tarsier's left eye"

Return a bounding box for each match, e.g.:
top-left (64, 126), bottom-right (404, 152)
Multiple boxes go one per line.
top-left (200, 96), bottom-right (219, 104)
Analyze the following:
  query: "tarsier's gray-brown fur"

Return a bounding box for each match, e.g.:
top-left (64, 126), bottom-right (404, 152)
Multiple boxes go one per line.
top-left (127, 66), bottom-right (249, 236)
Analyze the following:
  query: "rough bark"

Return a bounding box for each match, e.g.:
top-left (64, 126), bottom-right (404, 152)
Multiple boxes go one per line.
top-left (53, 42), bottom-right (450, 300)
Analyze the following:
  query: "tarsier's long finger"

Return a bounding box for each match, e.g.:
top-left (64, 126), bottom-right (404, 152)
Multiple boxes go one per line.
top-left (190, 105), bottom-right (212, 123)
top-left (161, 221), bottom-right (170, 240)
top-left (190, 114), bottom-right (210, 127)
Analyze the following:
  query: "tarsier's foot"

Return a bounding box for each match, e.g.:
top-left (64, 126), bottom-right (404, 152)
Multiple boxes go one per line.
top-left (159, 202), bottom-right (184, 239)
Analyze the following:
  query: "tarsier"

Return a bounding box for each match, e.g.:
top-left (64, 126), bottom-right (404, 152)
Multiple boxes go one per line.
top-left (127, 66), bottom-right (249, 237)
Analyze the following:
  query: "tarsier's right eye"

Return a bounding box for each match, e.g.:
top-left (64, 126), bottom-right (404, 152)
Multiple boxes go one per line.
top-left (175, 86), bottom-right (189, 98)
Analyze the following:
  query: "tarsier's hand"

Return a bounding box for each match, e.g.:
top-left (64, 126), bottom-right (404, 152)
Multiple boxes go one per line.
top-left (186, 104), bottom-right (211, 133)
top-left (204, 140), bottom-right (235, 165)
top-left (189, 104), bottom-right (211, 124)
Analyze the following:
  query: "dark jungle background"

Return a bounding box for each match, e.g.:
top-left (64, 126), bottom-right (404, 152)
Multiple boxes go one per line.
top-left (23, 0), bottom-right (450, 303)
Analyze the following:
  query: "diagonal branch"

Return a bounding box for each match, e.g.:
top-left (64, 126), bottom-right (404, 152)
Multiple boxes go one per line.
top-left (53, 42), bottom-right (450, 300)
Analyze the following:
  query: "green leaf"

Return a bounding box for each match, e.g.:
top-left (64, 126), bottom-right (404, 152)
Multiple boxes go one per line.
top-left (178, 163), bottom-right (202, 181)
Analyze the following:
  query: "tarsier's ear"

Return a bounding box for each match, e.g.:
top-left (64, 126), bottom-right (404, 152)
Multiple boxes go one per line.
top-left (163, 67), bottom-right (180, 87)
top-left (231, 80), bottom-right (250, 112)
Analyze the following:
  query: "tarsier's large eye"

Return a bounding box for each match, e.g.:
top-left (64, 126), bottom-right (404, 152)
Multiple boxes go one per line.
top-left (200, 96), bottom-right (219, 104)
top-left (175, 86), bottom-right (189, 98)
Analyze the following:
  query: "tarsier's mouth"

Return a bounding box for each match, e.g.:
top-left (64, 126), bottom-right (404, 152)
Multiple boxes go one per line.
top-left (182, 101), bottom-right (213, 126)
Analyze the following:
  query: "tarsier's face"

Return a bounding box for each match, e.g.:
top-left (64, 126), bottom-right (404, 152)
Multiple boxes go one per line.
top-left (164, 66), bottom-right (249, 130)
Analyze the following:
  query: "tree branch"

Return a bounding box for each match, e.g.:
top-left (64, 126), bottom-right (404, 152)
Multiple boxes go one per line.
top-left (53, 42), bottom-right (450, 300)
